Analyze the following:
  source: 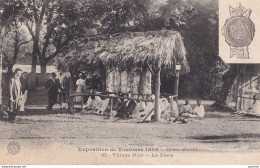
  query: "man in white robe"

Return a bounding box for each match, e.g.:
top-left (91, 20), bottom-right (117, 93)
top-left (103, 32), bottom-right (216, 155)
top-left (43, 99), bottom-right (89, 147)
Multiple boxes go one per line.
top-left (165, 97), bottom-right (179, 121)
top-left (82, 95), bottom-right (102, 114)
top-left (94, 97), bottom-right (110, 115)
top-left (130, 101), bottom-right (146, 119)
top-left (189, 99), bottom-right (205, 118)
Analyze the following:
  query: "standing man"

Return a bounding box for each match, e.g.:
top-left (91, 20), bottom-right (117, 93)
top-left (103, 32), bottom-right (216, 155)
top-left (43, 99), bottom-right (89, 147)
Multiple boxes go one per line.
top-left (8, 68), bottom-right (23, 122)
top-left (45, 72), bottom-right (63, 111)
top-left (62, 74), bottom-right (70, 103)
top-left (20, 72), bottom-right (29, 112)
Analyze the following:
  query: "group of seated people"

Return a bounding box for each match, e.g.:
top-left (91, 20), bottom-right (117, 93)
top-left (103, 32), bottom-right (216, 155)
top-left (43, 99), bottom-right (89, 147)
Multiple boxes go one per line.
top-left (179, 99), bottom-right (205, 118)
top-left (81, 91), bottom-right (152, 119)
top-left (81, 91), bottom-right (205, 122)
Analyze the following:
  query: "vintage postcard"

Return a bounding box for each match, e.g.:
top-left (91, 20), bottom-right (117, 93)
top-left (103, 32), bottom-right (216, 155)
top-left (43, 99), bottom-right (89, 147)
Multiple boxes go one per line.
top-left (0, 0), bottom-right (260, 166)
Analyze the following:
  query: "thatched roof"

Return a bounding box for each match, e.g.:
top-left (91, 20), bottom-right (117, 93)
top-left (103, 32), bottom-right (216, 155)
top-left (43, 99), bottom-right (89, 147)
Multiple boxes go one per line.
top-left (59, 30), bottom-right (189, 74)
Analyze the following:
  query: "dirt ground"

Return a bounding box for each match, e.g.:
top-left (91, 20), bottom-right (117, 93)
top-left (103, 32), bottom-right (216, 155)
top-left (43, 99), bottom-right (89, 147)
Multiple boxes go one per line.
top-left (1, 87), bottom-right (260, 154)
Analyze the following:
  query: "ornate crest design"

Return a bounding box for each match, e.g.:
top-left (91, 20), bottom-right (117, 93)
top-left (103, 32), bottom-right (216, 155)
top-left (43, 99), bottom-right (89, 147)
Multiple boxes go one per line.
top-left (222, 3), bottom-right (255, 59)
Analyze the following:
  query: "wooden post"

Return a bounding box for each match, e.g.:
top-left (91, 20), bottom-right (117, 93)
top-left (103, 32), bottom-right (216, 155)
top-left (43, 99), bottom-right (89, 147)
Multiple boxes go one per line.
top-left (154, 68), bottom-right (161, 122)
top-left (257, 74), bottom-right (260, 90)
top-left (68, 73), bottom-right (73, 113)
top-left (109, 98), bottom-right (113, 119)
top-left (174, 71), bottom-right (180, 103)
top-left (81, 95), bottom-right (84, 110)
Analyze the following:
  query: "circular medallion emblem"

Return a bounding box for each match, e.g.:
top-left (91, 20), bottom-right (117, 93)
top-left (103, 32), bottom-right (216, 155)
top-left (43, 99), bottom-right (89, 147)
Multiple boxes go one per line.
top-left (222, 16), bottom-right (255, 47)
top-left (7, 141), bottom-right (20, 155)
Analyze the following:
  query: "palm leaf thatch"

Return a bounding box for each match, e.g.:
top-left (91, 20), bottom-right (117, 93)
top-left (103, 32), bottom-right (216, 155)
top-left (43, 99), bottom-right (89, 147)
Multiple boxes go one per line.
top-left (59, 30), bottom-right (189, 74)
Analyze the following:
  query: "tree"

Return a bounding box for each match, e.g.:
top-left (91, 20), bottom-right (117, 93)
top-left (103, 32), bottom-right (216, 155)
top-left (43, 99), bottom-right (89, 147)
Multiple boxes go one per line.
top-left (152, 0), bottom-right (221, 100)
top-left (86, 0), bottom-right (153, 34)
top-left (0, 0), bottom-right (25, 105)
top-left (2, 24), bottom-right (31, 73)
top-left (62, 0), bottom-right (223, 101)
top-left (2, 0), bottom-right (92, 74)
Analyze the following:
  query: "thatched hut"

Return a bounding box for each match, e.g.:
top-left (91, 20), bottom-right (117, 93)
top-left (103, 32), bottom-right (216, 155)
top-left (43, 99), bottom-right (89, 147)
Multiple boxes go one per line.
top-left (59, 30), bottom-right (189, 121)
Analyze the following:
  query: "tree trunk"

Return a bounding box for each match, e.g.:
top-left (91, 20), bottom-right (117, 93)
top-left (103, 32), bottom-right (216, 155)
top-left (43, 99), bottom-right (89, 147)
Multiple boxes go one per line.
top-left (0, 49), bottom-right (2, 105)
top-left (0, 28), bottom-right (4, 105)
top-left (154, 68), bottom-right (161, 122)
top-left (31, 40), bottom-right (39, 74)
top-left (31, 58), bottom-right (37, 73)
top-left (40, 61), bottom-right (47, 74)
top-left (215, 64), bottom-right (238, 106)
top-left (7, 64), bottom-right (14, 74)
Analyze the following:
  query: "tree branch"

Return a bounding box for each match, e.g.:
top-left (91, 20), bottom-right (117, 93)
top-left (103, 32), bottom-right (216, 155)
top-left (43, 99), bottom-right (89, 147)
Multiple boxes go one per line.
top-left (25, 22), bottom-right (35, 40)
top-left (39, 0), bottom-right (50, 24)
top-left (18, 40), bottom-right (31, 48)
top-left (35, 0), bottom-right (50, 38)
top-left (45, 38), bottom-right (71, 63)
top-left (41, 27), bottom-right (53, 59)
top-left (32, 0), bottom-right (39, 23)
top-left (41, 4), bottom-right (55, 59)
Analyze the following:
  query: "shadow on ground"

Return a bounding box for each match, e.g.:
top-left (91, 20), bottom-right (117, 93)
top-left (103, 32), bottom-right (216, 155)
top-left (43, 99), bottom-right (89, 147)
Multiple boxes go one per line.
top-left (18, 109), bottom-right (70, 116)
top-left (188, 133), bottom-right (260, 143)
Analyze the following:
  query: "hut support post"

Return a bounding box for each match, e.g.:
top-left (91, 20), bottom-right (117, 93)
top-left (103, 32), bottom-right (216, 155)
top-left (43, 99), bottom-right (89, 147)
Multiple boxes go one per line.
top-left (68, 72), bottom-right (75, 113)
top-left (109, 98), bottom-right (113, 119)
top-left (154, 68), bottom-right (161, 122)
top-left (174, 71), bottom-right (180, 102)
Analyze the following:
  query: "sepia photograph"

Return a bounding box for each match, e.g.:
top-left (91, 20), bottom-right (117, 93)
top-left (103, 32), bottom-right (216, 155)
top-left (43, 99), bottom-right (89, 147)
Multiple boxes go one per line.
top-left (0, 0), bottom-right (259, 165)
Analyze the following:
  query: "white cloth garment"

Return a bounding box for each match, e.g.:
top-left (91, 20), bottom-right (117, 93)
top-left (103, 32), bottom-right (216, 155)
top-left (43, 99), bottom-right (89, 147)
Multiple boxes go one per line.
top-left (131, 101), bottom-right (146, 119)
top-left (15, 77), bottom-right (22, 97)
top-left (90, 96), bottom-right (102, 110)
top-left (252, 101), bottom-right (260, 114)
top-left (180, 104), bottom-right (193, 114)
top-left (138, 101), bottom-right (154, 121)
top-left (94, 98), bottom-right (110, 115)
top-left (170, 99), bottom-right (179, 117)
top-left (193, 105), bottom-right (205, 118)
top-left (83, 96), bottom-right (92, 109)
top-left (75, 79), bottom-right (85, 102)
top-left (159, 98), bottom-right (174, 119)
top-left (20, 90), bottom-right (28, 111)
top-left (83, 96), bottom-right (102, 114)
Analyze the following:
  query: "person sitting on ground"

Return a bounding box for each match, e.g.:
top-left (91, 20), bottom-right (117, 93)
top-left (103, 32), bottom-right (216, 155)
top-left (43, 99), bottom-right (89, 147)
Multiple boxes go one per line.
top-left (113, 91), bottom-right (123, 110)
top-left (250, 95), bottom-right (260, 114)
top-left (108, 91), bottom-right (123, 117)
top-left (116, 91), bottom-right (137, 119)
top-left (94, 92), bottom-right (110, 115)
top-left (160, 97), bottom-right (170, 118)
top-left (189, 99), bottom-right (205, 118)
top-left (130, 100), bottom-right (146, 119)
top-left (165, 96), bottom-right (179, 121)
top-left (180, 99), bottom-right (193, 117)
top-left (82, 91), bottom-right (102, 114)
top-left (137, 95), bottom-right (154, 121)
